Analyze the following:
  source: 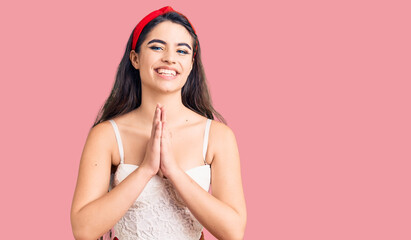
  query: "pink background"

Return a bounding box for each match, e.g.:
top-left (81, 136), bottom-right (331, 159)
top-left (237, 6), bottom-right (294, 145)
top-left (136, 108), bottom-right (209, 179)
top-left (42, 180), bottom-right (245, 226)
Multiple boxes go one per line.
top-left (1, 0), bottom-right (410, 239)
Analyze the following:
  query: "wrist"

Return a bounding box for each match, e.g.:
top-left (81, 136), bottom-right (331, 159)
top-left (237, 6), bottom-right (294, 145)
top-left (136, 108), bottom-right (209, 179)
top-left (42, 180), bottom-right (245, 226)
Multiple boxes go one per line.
top-left (137, 165), bottom-right (157, 179)
top-left (163, 165), bottom-right (183, 180)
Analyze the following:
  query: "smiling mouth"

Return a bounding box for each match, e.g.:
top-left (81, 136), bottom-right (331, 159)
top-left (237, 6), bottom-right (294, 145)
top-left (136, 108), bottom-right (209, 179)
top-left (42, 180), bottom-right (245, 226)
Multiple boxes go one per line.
top-left (155, 68), bottom-right (178, 76)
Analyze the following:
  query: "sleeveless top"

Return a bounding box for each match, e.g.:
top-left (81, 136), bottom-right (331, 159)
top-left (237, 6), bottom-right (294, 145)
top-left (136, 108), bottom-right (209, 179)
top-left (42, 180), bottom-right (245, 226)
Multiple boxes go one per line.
top-left (108, 119), bottom-right (212, 240)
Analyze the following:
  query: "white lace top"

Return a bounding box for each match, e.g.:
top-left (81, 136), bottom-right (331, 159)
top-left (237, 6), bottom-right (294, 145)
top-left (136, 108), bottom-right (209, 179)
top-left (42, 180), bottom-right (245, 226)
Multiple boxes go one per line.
top-left (108, 119), bottom-right (212, 240)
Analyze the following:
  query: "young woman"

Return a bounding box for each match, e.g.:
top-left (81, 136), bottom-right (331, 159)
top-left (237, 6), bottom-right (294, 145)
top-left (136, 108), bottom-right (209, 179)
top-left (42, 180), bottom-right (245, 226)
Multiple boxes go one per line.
top-left (70, 6), bottom-right (246, 240)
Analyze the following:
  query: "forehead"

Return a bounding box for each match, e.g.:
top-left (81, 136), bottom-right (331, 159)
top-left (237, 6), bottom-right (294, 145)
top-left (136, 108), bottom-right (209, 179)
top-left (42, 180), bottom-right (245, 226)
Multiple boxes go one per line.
top-left (145, 21), bottom-right (193, 46)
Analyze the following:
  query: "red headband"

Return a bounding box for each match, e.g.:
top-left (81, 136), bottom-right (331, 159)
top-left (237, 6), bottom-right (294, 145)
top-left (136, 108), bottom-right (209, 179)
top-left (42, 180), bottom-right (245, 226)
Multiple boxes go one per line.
top-left (131, 6), bottom-right (198, 58)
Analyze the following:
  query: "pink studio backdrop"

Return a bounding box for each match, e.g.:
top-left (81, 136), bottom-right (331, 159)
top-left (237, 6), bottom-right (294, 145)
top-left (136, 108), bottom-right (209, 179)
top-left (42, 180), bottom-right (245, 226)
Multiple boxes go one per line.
top-left (0, 0), bottom-right (410, 239)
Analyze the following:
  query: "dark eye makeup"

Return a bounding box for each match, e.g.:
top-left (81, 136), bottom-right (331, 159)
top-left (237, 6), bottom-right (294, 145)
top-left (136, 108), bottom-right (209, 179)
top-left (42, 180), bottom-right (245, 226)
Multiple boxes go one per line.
top-left (149, 46), bottom-right (162, 51)
top-left (149, 45), bottom-right (189, 55)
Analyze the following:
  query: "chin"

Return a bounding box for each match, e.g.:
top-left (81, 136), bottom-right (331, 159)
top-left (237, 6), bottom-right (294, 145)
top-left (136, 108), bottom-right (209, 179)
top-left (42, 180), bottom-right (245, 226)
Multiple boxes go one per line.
top-left (157, 85), bottom-right (182, 94)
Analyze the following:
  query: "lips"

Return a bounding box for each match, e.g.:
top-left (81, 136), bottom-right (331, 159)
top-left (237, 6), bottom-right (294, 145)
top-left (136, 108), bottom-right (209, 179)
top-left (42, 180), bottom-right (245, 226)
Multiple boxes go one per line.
top-left (154, 67), bottom-right (179, 77)
top-left (156, 68), bottom-right (177, 76)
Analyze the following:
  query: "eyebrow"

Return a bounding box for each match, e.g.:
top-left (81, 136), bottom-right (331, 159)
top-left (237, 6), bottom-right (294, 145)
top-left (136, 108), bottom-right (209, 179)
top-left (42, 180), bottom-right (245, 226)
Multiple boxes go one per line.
top-left (147, 39), bottom-right (192, 50)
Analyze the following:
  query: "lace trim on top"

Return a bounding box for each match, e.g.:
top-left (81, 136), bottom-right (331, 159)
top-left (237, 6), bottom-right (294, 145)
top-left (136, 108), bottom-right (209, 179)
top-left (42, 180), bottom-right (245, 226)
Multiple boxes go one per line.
top-left (107, 119), bottom-right (212, 240)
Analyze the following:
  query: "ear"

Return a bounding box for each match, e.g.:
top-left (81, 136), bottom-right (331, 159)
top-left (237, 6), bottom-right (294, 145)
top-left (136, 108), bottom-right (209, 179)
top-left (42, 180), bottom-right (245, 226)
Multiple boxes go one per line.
top-left (130, 50), bottom-right (140, 70)
top-left (189, 58), bottom-right (194, 72)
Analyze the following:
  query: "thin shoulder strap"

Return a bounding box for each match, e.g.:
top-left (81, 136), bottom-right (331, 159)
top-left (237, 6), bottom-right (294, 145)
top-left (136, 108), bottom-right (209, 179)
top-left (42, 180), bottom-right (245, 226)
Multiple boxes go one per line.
top-left (109, 119), bottom-right (124, 164)
top-left (202, 119), bottom-right (212, 164)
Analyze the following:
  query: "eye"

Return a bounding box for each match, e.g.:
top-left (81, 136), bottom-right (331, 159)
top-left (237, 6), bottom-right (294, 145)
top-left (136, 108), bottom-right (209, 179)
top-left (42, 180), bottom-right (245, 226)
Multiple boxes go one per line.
top-left (177, 49), bottom-right (189, 55)
top-left (149, 46), bottom-right (163, 51)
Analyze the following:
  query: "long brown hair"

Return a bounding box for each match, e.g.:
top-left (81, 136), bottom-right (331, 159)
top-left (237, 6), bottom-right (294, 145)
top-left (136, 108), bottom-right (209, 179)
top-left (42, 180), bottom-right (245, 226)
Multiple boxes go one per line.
top-left (92, 12), bottom-right (226, 128)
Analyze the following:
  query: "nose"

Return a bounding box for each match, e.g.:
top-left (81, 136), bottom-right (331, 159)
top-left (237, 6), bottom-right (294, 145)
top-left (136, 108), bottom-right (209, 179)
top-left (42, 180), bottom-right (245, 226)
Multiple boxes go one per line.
top-left (161, 50), bottom-right (176, 64)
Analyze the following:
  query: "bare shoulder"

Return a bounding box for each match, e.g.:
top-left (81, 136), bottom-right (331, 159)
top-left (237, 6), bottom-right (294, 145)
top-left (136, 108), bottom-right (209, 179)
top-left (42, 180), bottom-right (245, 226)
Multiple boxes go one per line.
top-left (208, 119), bottom-right (245, 224)
top-left (71, 120), bottom-right (117, 214)
top-left (208, 119), bottom-right (239, 164)
top-left (83, 120), bottom-right (122, 167)
top-left (87, 121), bottom-right (116, 152)
top-left (210, 120), bottom-right (237, 145)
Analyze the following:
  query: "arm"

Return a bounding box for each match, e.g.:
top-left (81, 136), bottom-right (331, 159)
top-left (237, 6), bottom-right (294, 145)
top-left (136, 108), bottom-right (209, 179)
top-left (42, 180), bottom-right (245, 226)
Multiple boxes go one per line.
top-left (166, 121), bottom-right (247, 240)
top-left (70, 116), bottom-right (162, 240)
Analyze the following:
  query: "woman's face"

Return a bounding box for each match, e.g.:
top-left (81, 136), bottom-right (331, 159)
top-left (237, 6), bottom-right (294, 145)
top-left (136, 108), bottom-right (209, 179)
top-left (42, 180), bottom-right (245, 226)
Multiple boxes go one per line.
top-left (130, 21), bottom-right (194, 93)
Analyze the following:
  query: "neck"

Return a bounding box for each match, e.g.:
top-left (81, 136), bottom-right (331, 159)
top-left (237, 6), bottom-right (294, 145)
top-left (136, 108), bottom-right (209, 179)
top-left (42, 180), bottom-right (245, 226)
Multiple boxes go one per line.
top-left (135, 85), bottom-right (188, 127)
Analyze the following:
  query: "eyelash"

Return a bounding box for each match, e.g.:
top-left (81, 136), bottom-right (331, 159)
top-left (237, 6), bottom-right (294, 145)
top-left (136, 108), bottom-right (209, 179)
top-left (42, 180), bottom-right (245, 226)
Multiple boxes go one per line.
top-left (149, 46), bottom-right (189, 55)
top-left (150, 46), bottom-right (162, 51)
top-left (178, 50), bottom-right (189, 55)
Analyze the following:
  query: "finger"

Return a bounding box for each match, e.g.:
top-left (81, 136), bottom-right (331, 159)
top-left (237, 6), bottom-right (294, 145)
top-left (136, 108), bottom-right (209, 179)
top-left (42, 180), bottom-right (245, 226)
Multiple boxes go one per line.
top-left (152, 104), bottom-right (160, 122)
top-left (151, 121), bottom-right (161, 153)
top-left (150, 107), bottom-right (160, 137)
top-left (161, 105), bottom-right (166, 122)
top-left (163, 120), bottom-right (172, 140)
top-left (162, 121), bottom-right (171, 148)
top-left (155, 121), bottom-right (162, 142)
top-left (161, 120), bottom-right (166, 139)
top-left (160, 121), bottom-right (165, 152)
top-left (156, 108), bottom-right (161, 126)
top-left (151, 106), bottom-right (159, 129)
top-left (153, 106), bottom-right (163, 134)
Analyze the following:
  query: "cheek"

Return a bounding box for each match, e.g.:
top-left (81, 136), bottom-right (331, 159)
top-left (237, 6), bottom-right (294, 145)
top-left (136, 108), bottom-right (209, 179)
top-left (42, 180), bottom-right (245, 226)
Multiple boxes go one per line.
top-left (142, 56), bottom-right (154, 68)
top-left (183, 61), bottom-right (193, 73)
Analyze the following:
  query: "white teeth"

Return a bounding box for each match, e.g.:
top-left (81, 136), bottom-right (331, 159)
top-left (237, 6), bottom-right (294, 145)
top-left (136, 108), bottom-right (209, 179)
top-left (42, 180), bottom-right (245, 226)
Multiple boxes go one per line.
top-left (157, 68), bottom-right (176, 76)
